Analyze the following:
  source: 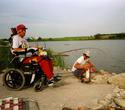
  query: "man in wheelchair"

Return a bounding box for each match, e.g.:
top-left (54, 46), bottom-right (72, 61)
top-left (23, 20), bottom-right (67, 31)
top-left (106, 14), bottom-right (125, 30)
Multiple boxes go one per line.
top-left (10, 24), bottom-right (55, 87)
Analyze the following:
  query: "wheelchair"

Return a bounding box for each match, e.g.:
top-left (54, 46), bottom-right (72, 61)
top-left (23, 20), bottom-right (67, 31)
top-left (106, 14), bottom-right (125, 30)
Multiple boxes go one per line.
top-left (3, 48), bottom-right (61, 91)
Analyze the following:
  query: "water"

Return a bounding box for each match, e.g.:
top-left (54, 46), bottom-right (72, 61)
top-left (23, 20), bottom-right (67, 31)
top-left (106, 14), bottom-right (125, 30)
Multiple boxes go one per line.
top-left (30, 40), bottom-right (125, 73)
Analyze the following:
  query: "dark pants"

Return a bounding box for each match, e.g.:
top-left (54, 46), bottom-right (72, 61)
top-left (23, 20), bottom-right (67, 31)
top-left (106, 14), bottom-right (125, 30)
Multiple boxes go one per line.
top-left (72, 69), bottom-right (84, 78)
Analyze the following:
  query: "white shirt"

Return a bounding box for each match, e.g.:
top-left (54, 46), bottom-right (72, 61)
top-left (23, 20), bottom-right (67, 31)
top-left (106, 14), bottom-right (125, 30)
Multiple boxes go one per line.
top-left (12, 35), bottom-right (28, 48)
top-left (72, 56), bottom-right (88, 72)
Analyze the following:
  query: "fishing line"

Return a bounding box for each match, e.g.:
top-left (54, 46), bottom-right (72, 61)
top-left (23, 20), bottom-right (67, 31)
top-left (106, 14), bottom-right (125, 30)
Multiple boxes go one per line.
top-left (58, 47), bottom-right (125, 62)
top-left (57, 47), bottom-right (107, 68)
top-left (57, 47), bottom-right (107, 61)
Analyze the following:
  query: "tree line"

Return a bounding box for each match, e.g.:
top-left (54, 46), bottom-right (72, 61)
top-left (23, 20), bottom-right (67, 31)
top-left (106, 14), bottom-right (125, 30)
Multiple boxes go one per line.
top-left (0, 33), bottom-right (125, 44)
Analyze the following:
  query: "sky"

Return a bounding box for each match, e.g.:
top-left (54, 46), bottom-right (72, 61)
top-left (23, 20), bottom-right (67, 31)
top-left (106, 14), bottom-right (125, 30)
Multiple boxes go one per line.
top-left (0, 0), bottom-right (125, 38)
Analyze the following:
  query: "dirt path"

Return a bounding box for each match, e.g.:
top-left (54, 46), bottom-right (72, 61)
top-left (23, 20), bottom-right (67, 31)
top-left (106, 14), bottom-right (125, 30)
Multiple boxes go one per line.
top-left (0, 71), bottom-right (115, 110)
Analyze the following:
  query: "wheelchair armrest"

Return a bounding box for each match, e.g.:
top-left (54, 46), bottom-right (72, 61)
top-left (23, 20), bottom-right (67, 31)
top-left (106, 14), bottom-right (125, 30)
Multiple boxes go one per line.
top-left (13, 50), bottom-right (26, 56)
top-left (12, 47), bottom-right (38, 56)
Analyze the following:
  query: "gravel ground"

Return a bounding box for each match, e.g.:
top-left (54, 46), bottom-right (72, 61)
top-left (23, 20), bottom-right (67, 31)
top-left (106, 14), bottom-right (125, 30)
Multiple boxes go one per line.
top-left (0, 71), bottom-right (115, 110)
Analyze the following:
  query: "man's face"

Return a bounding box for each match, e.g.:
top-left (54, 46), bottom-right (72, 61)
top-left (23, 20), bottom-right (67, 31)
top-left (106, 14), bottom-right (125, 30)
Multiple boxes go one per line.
top-left (17, 29), bottom-right (26, 38)
top-left (83, 54), bottom-right (89, 60)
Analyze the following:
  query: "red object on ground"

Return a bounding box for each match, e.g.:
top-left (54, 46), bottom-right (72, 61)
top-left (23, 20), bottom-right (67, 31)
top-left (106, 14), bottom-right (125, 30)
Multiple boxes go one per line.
top-left (0, 98), bottom-right (24, 110)
top-left (83, 62), bottom-right (92, 70)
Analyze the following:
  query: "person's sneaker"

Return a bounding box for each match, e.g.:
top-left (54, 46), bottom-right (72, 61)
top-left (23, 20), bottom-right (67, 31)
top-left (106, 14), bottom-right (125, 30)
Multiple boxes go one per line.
top-left (48, 79), bottom-right (54, 87)
top-left (53, 76), bottom-right (61, 82)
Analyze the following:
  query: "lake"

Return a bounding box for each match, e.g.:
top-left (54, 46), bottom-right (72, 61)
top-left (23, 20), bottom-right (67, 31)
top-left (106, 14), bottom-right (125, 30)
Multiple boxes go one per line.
top-left (30, 40), bottom-right (125, 73)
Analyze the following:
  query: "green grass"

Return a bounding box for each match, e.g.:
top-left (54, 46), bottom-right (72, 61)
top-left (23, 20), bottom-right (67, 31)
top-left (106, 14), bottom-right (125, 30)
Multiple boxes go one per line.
top-left (0, 46), bottom-right (11, 71)
top-left (47, 49), bottom-right (65, 68)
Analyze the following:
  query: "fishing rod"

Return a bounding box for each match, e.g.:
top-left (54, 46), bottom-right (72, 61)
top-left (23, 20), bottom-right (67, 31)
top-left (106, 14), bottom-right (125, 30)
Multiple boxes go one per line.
top-left (58, 47), bottom-right (106, 55)
top-left (0, 45), bottom-right (124, 63)
top-left (43, 40), bottom-right (47, 49)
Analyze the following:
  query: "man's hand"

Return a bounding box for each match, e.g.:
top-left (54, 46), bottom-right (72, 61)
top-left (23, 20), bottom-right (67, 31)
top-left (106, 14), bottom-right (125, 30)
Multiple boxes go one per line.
top-left (74, 63), bottom-right (83, 69)
top-left (27, 47), bottom-right (38, 51)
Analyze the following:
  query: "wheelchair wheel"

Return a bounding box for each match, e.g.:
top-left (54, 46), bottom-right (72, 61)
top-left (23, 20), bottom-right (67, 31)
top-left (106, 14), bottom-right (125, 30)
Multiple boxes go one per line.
top-left (3, 68), bottom-right (25, 91)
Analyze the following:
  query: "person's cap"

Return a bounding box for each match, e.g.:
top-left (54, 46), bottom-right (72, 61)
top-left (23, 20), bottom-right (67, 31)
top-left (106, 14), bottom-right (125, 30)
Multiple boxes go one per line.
top-left (16, 24), bottom-right (27, 31)
top-left (83, 50), bottom-right (90, 57)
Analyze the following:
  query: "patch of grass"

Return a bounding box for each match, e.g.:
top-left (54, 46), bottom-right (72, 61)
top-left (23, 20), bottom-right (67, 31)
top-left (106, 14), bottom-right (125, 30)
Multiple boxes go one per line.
top-left (47, 49), bottom-right (65, 68)
top-left (0, 46), bottom-right (11, 71)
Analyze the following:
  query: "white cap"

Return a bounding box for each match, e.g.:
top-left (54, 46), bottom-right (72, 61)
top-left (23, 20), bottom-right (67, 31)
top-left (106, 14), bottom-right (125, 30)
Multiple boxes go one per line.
top-left (83, 50), bottom-right (90, 57)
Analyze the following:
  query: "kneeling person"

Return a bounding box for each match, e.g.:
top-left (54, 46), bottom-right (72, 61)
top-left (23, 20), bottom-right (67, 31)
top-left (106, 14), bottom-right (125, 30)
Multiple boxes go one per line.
top-left (71, 50), bottom-right (96, 83)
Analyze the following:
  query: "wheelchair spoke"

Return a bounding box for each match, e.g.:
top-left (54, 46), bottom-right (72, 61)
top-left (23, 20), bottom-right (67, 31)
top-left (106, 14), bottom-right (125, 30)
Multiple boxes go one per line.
top-left (6, 80), bottom-right (13, 85)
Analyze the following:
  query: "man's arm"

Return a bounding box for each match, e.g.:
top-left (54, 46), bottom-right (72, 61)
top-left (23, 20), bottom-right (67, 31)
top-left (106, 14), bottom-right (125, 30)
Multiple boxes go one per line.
top-left (74, 62), bottom-right (83, 69)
